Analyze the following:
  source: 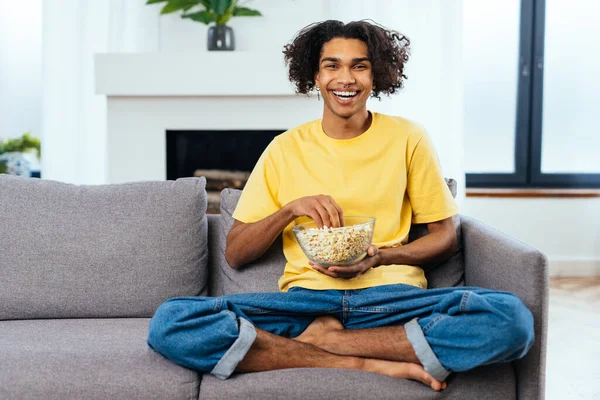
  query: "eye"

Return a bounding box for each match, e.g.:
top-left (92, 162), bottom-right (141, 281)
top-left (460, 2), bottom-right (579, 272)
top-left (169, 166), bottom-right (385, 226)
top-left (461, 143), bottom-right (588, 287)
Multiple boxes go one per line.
top-left (354, 65), bottom-right (367, 70)
top-left (326, 64), bottom-right (337, 69)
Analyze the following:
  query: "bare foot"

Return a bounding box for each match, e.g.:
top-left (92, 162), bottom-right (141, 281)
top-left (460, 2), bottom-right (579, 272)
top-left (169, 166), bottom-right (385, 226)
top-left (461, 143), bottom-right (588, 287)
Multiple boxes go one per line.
top-left (294, 316), bottom-right (448, 391)
top-left (293, 316), bottom-right (343, 349)
top-left (362, 358), bottom-right (448, 391)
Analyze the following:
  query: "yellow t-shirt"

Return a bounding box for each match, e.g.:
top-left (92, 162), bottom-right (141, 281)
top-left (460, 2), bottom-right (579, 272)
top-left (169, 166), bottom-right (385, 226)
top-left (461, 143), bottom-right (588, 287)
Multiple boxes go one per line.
top-left (232, 112), bottom-right (459, 292)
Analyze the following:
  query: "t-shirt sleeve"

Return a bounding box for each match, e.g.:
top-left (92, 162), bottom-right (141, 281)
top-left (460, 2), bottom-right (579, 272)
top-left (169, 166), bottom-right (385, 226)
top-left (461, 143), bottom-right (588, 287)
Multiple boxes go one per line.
top-left (406, 129), bottom-right (459, 224)
top-left (232, 138), bottom-right (282, 223)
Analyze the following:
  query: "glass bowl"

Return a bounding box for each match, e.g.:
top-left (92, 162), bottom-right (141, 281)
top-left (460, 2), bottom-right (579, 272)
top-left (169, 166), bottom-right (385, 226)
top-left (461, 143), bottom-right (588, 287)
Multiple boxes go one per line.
top-left (292, 216), bottom-right (376, 268)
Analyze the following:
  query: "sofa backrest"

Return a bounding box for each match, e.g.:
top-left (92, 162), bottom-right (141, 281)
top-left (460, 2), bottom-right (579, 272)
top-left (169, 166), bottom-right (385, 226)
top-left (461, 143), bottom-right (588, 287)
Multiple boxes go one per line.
top-left (208, 178), bottom-right (464, 296)
top-left (0, 175), bottom-right (209, 320)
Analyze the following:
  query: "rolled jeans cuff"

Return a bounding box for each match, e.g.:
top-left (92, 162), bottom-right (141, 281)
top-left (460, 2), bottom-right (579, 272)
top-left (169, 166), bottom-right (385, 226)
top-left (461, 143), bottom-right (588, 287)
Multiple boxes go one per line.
top-left (210, 317), bottom-right (257, 380)
top-left (405, 318), bottom-right (451, 381)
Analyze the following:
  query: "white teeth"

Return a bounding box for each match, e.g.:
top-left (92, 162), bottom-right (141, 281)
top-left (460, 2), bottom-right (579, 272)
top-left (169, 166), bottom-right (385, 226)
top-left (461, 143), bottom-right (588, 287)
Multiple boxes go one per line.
top-left (333, 91), bottom-right (357, 97)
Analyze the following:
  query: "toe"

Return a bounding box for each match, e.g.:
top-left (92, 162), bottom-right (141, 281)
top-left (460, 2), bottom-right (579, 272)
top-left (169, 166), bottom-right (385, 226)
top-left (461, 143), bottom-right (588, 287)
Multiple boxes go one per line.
top-left (410, 365), bottom-right (442, 391)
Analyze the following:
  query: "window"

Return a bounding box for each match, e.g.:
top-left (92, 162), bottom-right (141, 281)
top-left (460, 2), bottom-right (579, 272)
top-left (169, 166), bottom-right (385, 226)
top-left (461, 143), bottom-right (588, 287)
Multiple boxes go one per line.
top-left (464, 0), bottom-right (600, 188)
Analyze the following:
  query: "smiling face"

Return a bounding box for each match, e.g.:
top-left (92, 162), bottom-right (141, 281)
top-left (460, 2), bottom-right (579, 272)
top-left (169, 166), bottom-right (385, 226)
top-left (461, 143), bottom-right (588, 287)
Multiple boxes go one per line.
top-left (314, 38), bottom-right (374, 120)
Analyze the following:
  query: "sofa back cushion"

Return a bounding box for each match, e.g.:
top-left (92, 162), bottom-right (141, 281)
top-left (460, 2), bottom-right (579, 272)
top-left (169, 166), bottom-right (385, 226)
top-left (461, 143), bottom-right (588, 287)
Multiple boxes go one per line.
top-left (0, 175), bottom-right (208, 320)
top-left (213, 179), bottom-right (463, 295)
top-left (212, 188), bottom-right (285, 295)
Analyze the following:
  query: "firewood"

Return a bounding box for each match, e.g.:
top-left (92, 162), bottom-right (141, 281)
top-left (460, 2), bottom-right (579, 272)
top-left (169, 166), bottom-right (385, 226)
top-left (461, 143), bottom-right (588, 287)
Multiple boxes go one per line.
top-left (194, 169), bottom-right (250, 190)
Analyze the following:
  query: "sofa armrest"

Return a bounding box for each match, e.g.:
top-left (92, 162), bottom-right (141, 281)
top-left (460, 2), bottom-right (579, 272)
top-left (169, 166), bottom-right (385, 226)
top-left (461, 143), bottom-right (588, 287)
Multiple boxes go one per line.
top-left (461, 215), bottom-right (549, 400)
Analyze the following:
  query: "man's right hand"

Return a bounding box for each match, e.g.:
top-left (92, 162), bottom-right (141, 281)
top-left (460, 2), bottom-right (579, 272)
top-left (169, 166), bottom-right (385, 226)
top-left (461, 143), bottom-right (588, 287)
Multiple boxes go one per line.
top-left (287, 195), bottom-right (344, 228)
top-left (226, 195), bottom-right (344, 269)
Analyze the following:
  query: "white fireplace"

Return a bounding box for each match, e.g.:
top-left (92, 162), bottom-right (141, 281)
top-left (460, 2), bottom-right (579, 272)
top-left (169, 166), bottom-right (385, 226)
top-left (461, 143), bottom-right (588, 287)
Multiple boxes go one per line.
top-left (95, 52), bottom-right (322, 184)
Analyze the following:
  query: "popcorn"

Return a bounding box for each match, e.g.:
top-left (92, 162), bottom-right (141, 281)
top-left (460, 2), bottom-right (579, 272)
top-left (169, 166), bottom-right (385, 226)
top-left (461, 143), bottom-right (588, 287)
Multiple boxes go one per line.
top-left (295, 223), bottom-right (374, 266)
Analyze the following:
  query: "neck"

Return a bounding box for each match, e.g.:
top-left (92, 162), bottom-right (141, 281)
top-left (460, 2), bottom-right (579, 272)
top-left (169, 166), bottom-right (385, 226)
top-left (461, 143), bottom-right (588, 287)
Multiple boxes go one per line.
top-left (321, 107), bottom-right (372, 140)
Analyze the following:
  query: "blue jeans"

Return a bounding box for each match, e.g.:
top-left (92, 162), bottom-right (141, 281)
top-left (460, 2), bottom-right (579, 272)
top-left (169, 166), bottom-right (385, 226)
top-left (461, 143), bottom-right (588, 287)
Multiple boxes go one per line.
top-left (147, 284), bottom-right (534, 382)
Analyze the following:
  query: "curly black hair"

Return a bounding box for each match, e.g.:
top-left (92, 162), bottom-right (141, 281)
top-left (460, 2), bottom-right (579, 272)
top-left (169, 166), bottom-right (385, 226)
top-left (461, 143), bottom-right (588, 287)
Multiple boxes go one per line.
top-left (283, 20), bottom-right (410, 100)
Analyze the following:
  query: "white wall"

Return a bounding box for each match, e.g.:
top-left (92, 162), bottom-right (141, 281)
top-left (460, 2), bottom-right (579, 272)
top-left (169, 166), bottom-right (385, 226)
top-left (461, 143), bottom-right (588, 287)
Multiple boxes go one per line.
top-left (0, 0), bottom-right (42, 140)
top-left (462, 198), bottom-right (600, 276)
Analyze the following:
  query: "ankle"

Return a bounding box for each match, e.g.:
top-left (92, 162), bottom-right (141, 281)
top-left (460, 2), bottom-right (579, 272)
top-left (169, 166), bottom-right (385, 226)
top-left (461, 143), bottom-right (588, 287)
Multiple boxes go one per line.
top-left (346, 355), bottom-right (365, 371)
top-left (320, 328), bottom-right (343, 353)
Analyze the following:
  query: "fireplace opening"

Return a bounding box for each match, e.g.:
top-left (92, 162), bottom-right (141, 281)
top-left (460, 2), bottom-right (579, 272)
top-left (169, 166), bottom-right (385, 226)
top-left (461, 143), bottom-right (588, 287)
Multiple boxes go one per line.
top-left (166, 129), bottom-right (285, 213)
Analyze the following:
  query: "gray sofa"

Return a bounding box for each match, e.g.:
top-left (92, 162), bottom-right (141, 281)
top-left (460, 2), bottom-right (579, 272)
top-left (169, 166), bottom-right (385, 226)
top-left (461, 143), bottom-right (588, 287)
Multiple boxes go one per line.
top-left (0, 175), bottom-right (548, 400)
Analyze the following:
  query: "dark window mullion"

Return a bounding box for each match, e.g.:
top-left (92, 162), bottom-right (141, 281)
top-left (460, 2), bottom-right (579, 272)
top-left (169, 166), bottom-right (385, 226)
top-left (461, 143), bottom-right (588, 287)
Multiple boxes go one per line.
top-left (467, 173), bottom-right (531, 188)
top-left (529, 0), bottom-right (546, 186)
top-left (532, 173), bottom-right (600, 188)
top-left (515, 0), bottom-right (536, 185)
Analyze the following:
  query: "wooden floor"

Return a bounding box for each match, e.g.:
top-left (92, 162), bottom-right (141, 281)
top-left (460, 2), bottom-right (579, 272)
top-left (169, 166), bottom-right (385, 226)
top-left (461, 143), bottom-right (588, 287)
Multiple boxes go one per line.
top-left (546, 277), bottom-right (600, 400)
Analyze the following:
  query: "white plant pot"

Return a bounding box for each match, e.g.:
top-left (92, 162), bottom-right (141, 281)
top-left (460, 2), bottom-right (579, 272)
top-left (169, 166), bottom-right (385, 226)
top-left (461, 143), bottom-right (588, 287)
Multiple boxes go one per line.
top-left (0, 151), bottom-right (39, 177)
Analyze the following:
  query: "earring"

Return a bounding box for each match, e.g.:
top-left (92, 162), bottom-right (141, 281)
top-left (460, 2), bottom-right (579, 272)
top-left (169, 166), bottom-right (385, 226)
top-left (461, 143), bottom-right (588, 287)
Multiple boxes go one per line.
top-left (316, 87), bottom-right (321, 101)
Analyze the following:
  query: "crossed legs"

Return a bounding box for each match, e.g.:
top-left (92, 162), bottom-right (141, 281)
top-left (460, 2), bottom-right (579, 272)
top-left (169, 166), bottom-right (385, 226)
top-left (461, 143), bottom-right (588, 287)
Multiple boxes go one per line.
top-left (235, 317), bottom-right (447, 391)
top-left (148, 286), bottom-right (533, 393)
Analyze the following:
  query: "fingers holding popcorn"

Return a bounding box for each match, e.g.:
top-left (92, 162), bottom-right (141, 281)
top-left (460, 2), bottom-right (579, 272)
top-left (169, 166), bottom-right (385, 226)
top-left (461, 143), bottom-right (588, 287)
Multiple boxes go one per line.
top-left (288, 195), bottom-right (344, 228)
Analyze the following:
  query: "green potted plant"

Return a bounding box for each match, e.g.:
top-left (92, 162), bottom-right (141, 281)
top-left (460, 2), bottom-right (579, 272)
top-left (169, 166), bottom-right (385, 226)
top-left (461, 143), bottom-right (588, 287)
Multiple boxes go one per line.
top-left (0, 132), bottom-right (41, 176)
top-left (147, 0), bottom-right (262, 51)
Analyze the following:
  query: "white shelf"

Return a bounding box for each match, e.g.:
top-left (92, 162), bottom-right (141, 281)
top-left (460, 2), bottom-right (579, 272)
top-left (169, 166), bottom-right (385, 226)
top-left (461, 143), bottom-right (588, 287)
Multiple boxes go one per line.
top-left (95, 52), bottom-right (299, 96)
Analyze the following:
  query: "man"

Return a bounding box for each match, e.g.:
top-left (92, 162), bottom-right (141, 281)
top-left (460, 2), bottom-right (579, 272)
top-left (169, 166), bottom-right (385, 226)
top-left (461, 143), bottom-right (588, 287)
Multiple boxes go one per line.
top-left (148, 20), bottom-right (534, 392)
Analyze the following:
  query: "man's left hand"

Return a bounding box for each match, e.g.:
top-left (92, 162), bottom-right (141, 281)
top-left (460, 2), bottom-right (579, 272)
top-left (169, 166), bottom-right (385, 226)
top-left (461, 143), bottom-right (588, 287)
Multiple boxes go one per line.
top-left (310, 245), bottom-right (381, 279)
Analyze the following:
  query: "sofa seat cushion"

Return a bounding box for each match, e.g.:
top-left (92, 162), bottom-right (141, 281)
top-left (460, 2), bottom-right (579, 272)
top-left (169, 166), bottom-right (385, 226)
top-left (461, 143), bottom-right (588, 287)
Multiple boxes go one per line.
top-left (0, 319), bottom-right (200, 400)
top-left (199, 365), bottom-right (515, 400)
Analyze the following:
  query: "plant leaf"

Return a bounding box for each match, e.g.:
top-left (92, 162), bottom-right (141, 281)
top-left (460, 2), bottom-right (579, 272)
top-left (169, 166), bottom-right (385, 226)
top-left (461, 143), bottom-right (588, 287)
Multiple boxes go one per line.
top-left (232, 7), bottom-right (261, 17)
top-left (160, 0), bottom-right (202, 14)
top-left (209, 0), bottom-right (232, 16)
top-left (0, 132), bottom-right (40, 157)
top-left (146, 0), bottom-right (168, 4)
top-left (216, 11), bottom-right (232, 25)
top-left (182, 10), bottom-right (214, 24)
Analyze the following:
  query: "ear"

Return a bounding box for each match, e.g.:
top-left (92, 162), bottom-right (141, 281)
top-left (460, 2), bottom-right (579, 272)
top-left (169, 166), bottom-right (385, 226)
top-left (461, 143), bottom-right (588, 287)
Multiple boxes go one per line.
top-left (314, 68), bottom-right (321, 89)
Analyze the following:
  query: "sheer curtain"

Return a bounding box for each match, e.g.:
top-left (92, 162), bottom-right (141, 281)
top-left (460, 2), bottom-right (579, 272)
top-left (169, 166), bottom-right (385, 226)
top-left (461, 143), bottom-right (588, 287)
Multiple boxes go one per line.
top-left (41, 0), bottom-right (159, 185)
top-left (0, 1), bottom-right (43, 141)
top-left (325, 0), bottom-right (465, 202)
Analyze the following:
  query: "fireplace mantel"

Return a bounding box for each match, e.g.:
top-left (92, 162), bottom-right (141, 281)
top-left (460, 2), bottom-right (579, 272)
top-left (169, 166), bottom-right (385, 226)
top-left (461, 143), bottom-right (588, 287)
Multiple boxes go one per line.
top-left (95, 53), bottom-right (299, 97)
top-left (95, 53), bottom-right (321, 184)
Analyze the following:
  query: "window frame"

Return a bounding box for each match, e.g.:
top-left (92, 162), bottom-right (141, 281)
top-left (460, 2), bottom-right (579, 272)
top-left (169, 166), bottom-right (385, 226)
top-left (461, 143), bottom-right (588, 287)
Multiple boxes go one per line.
top-left (466, 0), bottom-right (600, 189)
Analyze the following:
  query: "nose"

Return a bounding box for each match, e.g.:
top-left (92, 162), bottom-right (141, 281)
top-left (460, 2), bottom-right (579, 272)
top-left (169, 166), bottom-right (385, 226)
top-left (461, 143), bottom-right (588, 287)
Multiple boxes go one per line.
top-left (336, 67), bottom-right (355, 85)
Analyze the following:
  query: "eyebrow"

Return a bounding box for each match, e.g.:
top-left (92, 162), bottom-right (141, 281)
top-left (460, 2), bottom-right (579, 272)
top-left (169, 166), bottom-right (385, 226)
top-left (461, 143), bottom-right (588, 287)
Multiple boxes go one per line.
top-left (320, 57), bottom-right (371, 64)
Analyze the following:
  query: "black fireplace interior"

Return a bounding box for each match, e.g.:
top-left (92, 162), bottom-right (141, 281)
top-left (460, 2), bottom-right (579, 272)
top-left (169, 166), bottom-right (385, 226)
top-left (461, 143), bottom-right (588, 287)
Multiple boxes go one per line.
top-left (166, 129), bottom-right (285, 180)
